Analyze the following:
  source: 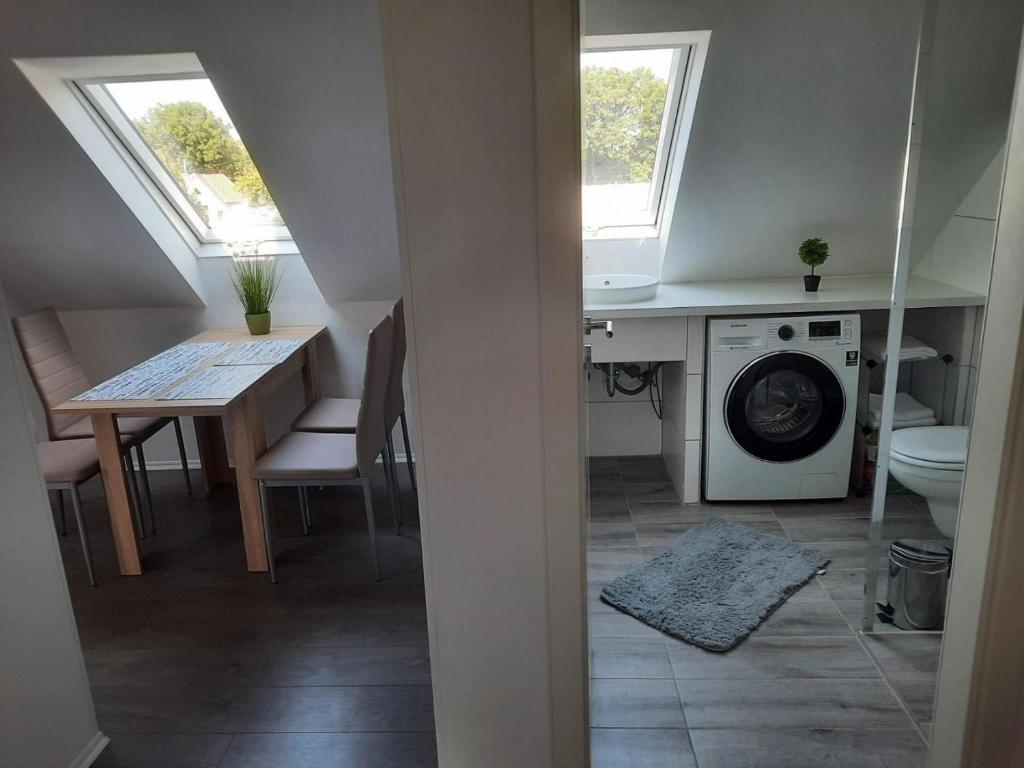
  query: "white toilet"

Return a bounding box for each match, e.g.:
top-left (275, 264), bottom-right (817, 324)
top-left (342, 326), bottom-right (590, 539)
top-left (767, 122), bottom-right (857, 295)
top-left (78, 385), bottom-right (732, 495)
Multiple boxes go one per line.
top-left (888, 425), bottom-right (969, 539)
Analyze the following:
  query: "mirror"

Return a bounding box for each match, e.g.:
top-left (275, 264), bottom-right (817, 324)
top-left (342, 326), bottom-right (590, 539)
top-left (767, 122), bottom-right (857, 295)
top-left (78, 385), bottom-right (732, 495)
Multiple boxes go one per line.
top-left (862, 0), bottom-right (1024, 686)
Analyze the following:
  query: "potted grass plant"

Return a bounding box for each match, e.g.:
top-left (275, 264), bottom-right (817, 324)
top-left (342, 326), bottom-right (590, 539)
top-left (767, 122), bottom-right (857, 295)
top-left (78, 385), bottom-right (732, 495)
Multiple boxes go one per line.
top-left (799, 237), bottom-right (830, 292)
top-left (230, 257), bottom-right (283, 335)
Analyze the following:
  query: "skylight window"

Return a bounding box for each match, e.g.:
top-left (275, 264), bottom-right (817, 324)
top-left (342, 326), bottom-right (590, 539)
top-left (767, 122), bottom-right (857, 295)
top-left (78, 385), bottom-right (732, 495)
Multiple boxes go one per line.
top-left (78, 76), bottom-right (288, 251)
top-left (582, 34), bottom-right (704, 238)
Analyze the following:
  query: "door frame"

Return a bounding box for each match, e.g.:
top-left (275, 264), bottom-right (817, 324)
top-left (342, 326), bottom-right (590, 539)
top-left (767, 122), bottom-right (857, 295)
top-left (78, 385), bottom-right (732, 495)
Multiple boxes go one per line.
top-left (378, 0), bottom-right (587, 764)
top-left (929, 31), bottom-right (1024, 768)
top-left (531, 0), bottom-right (590, 764)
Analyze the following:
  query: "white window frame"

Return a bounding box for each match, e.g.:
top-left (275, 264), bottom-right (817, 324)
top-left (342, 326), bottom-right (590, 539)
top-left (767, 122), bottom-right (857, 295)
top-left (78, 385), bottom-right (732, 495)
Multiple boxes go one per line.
top-left (14, 53), bottom-right (299, 259)
top-left (582, 31), bottom-right (710, 242)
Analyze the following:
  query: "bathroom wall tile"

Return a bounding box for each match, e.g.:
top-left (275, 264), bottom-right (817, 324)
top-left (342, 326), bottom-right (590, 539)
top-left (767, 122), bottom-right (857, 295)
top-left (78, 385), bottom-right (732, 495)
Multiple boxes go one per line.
top-left (928, 216), bottom-right (998, 295)
top-left (683, 440), bottom-right (701, 503)
top-left (684, 374), bottom-right (703, 440)
top-left (588, 402), bottom-right (663, 456)
top-left (686, 317), bottom-right (705, 374)
top-left (661, 361), bottom-right (686, 424)
top-left (661, 416), bottom-right (687, 502)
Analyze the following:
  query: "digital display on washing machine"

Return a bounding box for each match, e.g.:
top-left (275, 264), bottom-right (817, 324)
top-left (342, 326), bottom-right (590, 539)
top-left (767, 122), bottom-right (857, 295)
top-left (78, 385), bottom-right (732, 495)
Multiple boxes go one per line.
top-left (808, 320), bottom-right (841, 338)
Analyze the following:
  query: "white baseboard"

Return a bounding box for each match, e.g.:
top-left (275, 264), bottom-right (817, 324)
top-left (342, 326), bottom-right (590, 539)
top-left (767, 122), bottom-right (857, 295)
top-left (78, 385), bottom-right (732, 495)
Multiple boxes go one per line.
top-left (135, 455), bottom-right (415, 471)
top-left (70, 732), bottom-right (109, 768)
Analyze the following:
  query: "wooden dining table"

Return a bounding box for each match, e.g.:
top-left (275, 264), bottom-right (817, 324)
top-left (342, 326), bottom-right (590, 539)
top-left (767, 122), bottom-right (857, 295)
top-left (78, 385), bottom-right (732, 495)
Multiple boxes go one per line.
top-left (53, 325), bottom-right (327, 576)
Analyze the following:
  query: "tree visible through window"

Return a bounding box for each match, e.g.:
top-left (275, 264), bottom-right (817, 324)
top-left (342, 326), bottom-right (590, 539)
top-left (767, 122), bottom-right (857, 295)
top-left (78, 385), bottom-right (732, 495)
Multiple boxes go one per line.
top-left (90, 77), bottom-right (287, 245)
top-left (582, 47), bottom-right (682, 234)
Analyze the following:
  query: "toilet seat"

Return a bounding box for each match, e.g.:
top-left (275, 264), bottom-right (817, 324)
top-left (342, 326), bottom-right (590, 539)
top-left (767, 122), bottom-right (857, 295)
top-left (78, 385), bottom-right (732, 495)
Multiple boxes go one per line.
top-left (890, 426), bottom-right (968, 470)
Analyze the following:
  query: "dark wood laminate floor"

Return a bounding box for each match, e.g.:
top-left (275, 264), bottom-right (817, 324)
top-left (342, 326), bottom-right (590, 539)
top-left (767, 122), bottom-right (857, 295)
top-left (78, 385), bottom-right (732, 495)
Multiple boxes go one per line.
top-left (56, 465), bottom-right (436, 768)
top-left (588, 456), bottom-right (947, 768)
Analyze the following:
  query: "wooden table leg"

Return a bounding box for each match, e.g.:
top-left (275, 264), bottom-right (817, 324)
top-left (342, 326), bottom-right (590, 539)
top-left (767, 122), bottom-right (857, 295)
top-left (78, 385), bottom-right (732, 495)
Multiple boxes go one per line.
top-left (228, 394), bottom-right (269, 572)
top-left (194, 415), bottom-right (230, 493)
top-left (92, 414), bottom-right (142, 575)
top-left (301, 340), bottom-right (321, 406)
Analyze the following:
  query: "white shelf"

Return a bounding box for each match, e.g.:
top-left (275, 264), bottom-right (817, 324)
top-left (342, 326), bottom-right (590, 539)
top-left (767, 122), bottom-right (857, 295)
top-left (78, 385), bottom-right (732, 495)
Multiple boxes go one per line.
top-left (585, 274), bottom-right (985, 318)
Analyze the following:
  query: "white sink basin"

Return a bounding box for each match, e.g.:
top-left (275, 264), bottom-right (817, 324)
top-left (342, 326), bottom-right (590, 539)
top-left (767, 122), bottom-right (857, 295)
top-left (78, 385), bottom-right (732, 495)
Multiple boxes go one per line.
top-left (585, 274), bottom-right (660, 304)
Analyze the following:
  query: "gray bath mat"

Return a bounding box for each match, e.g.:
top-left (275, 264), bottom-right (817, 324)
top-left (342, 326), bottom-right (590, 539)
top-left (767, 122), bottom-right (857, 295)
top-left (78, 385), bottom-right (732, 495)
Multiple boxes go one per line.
top-left (601, 518), bottom-right (828, 651)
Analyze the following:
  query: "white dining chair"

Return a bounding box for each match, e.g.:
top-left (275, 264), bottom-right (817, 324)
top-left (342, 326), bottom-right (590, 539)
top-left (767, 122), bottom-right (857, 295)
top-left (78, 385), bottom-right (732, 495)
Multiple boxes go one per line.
top-left (253, 314), bottom-right (394, 583)
top-left (290, 298), bottom-right (413, 526)
top-left (37, 438), bottom-right (132, 586)
top-left (13, 307), bottom-right (193, 536)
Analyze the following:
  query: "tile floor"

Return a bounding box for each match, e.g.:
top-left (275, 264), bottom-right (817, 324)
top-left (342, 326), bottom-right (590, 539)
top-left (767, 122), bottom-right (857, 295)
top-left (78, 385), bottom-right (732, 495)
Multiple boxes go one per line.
top-left (588, 455), bottom-right (948, 768)
top-left (57, 465), bottom-right (435, 768)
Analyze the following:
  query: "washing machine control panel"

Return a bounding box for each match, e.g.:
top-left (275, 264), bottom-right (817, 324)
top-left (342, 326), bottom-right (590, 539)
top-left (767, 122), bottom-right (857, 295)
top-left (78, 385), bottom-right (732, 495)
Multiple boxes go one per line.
top-left (808, 320), bottom-right (842, 338)
top-left (710, 315), bottom-right (858, 350)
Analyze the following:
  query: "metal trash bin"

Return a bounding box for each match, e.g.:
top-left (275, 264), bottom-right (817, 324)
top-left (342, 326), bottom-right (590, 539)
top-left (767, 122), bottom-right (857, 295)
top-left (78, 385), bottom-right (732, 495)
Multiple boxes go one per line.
top-left (878, 540), bottom-right (952, 630)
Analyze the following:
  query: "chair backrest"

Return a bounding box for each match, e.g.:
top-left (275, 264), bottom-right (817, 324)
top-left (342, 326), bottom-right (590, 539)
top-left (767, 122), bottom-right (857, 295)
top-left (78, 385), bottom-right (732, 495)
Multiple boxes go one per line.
top-left (384, 297), bottom-right (407, 428)
top-left (356, 314), bottom-right (394, 475)
top-left (12, 307), bottom-right (91, 439)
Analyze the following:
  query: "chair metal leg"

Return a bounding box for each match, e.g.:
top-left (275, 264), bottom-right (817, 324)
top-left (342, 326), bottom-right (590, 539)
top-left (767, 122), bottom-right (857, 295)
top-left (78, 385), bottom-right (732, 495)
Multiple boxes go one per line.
top-left (69, 485), bottom-right (96, 587)
top-left (381, 443), bottom-right (401, 534)
top-left (123, 452), bottom-right (145, 540)
top-left (301, 486), bottom-right (313, 529)
top-left (172, 417), bottom-right (192, 496)
top-left (135, 443), bottom-right (156, 533)
top-left (50, 489), bottom-right (67, 536)
top-left (361, 478), bottom-right (381, 581)
top-left (385, 433), bottom-right (403, 530)
top-left (259, 482), bottom-right (277, 584)
top-left (400, 411), bottom-right (417, 491)
top-left (297, 487), bottom-right (310, 536)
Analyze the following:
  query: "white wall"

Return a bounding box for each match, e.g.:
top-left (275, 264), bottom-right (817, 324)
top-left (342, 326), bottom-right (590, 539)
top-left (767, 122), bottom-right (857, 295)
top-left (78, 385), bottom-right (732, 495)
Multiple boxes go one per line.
top-left (0, 0), bottom-right (400, 309)
top-left (909, 0), bottom-right (1024, 286)
top-left (584, 0), bottom-right (922, 282)
top-left (912, 150), bottom-right (1005, 294)
top-left (0, 287), bottom-right (104, 768)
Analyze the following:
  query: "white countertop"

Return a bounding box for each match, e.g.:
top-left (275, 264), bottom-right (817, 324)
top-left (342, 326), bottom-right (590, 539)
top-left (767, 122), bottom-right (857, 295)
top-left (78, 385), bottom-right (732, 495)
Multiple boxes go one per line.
top-left (585, 274), bottom-right (985, 318)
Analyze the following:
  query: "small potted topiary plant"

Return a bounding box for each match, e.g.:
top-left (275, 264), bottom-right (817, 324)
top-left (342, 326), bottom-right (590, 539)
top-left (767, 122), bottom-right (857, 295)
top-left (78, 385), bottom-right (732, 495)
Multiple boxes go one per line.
top-left (230, 257), bottom-right (283, 335)
top-left (799, 237), bottom-right (830, 292)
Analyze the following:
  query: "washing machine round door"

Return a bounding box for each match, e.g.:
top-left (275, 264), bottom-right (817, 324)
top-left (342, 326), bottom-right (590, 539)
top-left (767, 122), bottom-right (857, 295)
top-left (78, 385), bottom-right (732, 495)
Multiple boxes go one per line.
top-left (725, 351), bottom-right (845, 463)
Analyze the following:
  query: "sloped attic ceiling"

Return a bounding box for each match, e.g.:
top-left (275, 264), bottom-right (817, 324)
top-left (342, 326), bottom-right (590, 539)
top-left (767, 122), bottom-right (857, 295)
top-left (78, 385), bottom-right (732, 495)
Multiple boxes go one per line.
top-left (0, 0), bottom-right (400, 310)
top-left (910, 0), bottom-right (1024, 264)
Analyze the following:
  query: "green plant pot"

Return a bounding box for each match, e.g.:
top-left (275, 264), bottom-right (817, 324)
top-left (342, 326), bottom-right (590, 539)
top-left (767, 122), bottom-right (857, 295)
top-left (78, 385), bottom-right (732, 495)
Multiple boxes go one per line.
top-left (245, 312), bottom-right (272, 335)
top-left (804, 275), bottom-right (821, 292)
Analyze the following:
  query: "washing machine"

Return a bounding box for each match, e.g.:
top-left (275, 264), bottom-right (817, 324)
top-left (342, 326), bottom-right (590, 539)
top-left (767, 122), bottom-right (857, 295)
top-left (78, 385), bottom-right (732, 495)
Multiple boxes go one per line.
top-left (705, 314), bottom-right (860, 501)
